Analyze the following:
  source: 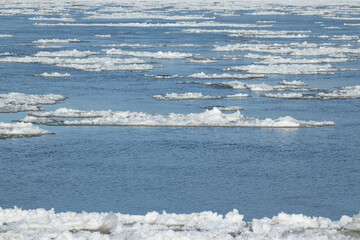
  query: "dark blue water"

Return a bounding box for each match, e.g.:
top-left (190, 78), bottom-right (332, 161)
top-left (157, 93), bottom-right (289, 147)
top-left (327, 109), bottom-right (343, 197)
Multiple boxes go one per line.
top-left (0, 6), bottom-right (359, 221)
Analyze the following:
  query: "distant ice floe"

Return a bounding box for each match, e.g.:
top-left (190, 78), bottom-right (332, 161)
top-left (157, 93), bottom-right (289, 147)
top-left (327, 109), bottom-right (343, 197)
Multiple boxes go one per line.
top-left (153, 92), bottom-right (222, 100)
top-left (0, 122), bottom-right (52, 138)
top-left (94, 34), bottom-right (111, 38)
top-left (28, 16), bottom-right (75, 22)
top-left (147, 72), bottom-right (265, 79)
top-left (265, 85), bottom-right (360, 99)
top-left (36, 72), bottom-right (70, 77)
top-left (225, 64), bottom-right (353, 75)
top-left (34, 50), bottom-right (99, 57)
top-left (2, 208), bottom-right (360, 239)
top-left (213, 42), bottom-right (360, 57)
top-left (23, 107), bottom-right (334, 128)
top-left (104, 49), bottom-right (193, 59)
top-left (188, 58), bottom-right (217, 64)
top-left (279, 80), bottom-right (308, 86)
top-left (226, 93), bottom-right (249, 98)
top-left (202, 106), bottom-right (244, 111)
top-left (250, 55), bottom-right (351, 65)
top-left (0, 56), bottom-right (152, 72)
top-left (0, 34), bottom-right (13, 38)
top-left (32, 38), bottom-right (81, 44)
top-left (0, 92), bottom-right (65, 113)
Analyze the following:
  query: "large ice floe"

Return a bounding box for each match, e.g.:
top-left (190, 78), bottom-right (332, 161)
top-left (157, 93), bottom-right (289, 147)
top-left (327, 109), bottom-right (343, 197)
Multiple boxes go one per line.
top-left (265, 85), bottom-right (360, 100)
top-left (23, 107), bottom-right (334, 128)
top-left (103, 49), bottom-right (193, 59)
top-left (0, 207), bottom-right (359, 239)
top-left (0, 92), bottom-right (65, 113)
top-left (0, 56), bottom-right (152, 72)
top-left (0, 122), bottom-right (52, 138)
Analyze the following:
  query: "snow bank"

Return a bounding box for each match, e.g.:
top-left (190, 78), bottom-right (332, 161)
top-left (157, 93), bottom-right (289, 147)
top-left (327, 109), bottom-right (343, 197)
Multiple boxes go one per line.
top-left (0, 207), bottom-right (358, 239)
top-left (22, 107), bottom-right (334, 128)
top-left (0, 122), bottom-right (52, 138)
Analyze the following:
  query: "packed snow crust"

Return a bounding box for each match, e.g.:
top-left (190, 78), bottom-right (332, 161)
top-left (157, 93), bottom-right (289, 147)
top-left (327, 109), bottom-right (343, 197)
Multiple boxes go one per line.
top-left (23, 107), bottom-right (334, 128)
top-left (0, 207), bottom-right (359, 239)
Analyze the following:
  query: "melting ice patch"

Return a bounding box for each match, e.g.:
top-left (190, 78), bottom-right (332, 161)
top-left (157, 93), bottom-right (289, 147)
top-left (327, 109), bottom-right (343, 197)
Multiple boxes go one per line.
top-left (32, 38), bottom-right (81, 44)
top-left (265, 85), bottom-right (360, 99)
top-left (0, 122), bottom-right (52, 138)
top-left (0, 208), bottom-right (359, 239)
top-left (0, 92), bottom-right (65, 113)
top-left (0, 56), bottom-right (152, 72)
top-left (153, 92), bottom-right (222, 100)
top-left (225, 64), bottom-right (351, 75)
top-left (34, 49), bottom-right (99, 57)
top-left (23, 107), bottom-right (334, 128)
top-left (36, 72), bottom-right (70, 77)
top-left (104, 49), bottom-right (193, 59)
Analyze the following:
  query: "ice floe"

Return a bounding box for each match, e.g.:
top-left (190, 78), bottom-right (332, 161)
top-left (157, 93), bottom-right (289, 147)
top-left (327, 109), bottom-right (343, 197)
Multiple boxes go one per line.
top-left (279, 80), bottom-right (308, 86)
top-left (2, 207), bottom-right (359, 239)
top-left (0, 122), bottom-right (52, 138)
top-left (34, 49), bottom-right (99, 57)
top-left (153, 92), bottom-right (222, 100)
top-left (225, 64), bottom-right (353, 75)
top-left (0, 92), bottom-right (65, 113)
top-left (36, 72), bottom-right (70, 77)
top-left (265, 86), bottom-right (360, 99)
top-left (32, 38), bottom-right (81, 44)
top-left (104, 49), bottom-right (193, 59)
top-left (22, 107), bottom-right (334, 128)
top-left (28, 16), bottom-right (75, 21)
top-left (226, 93), bottom-right (249, 98)
top-left (202, 106), bottom-right (244, 111)
top-left (0, 56), bottom-right (152, 72)
top-left (0, 34), bottom-right (13, 38)
top-left (94, 34), bottom-right (111, 38)
top-left (147, 72), bottom-right (265, 79)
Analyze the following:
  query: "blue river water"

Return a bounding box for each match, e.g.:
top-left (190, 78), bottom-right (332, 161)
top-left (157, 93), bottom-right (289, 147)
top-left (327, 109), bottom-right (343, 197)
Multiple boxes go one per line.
top-left (0, 5), bottom-right (359, 221)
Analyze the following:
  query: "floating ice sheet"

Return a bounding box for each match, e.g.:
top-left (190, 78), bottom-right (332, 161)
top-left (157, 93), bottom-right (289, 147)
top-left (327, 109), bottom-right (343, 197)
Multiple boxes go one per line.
top-left (36, 72), bottom-right (71, 77)
top-left (153, 92), bottom-right (222, 100)
top-left (1, 208), bottom-right (358, 239)
top-left (0, 122), bottom-right (52, 138)
top-left (225, 64), bottom-right (352, 75)
top-left (34, 49), bottom-right (99, 57)
top-left (0, 34), bottom-right (13, 38)
top-left (23, 107), bottom-right (334, 128)
top-left (104, 49), bottom-right (193, 59)
top-left (32, 38), bottom-right (81, 44)
top-left (0, 56), bottom-right (152, 72)
top-left (0, 92), bottom-right (65, 113)
top-left (265, 86), bottom-right (360, 99)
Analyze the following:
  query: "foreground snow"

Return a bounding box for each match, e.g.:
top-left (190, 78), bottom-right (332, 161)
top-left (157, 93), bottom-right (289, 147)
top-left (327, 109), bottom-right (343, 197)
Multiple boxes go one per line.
top-left (0, 207), bottom-right (359, 239)
top-left (23, 107), bottom-right (334, 128)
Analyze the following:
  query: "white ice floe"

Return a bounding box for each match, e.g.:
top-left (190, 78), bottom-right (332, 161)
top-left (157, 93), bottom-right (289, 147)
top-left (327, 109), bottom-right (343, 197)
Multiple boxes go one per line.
top-left (0, 122), bottom-right (52, 138)
top-left (226, 64), bottom-right (351, 75)
top-left (153, 92), bottom-right (222, 100)
top-left (213, 42), bottom-right (360, 57)
top-left (32, 38), bottom-right (81, 44)
top-left (226, 93), bottom-right (249, 98)
top-left (22, 107), bottom-right (334, 128)
top-left (94, 34), bottom-right (111, 38)
top-left (253, 56), bottom-right (351, 65)
top-left (0, 34), bottom-right (13, 38)
top-left (34, 49), bottom-right (99, 57)
top-left (0, 56), bottom-right (152, 72)
top-left (34, 45), bottom-right (64, 49)
top-left (28, 16), bottom-right (75, 21)
top-left (188, 58), bottom-right (217, 64)
top-left (0, 52), bottom-right (15, 56)
top-left (202, 106), bottom-right (244, 111)
top-left (188, 72), bottom-right (265, 79)
top-left (265, 86), bottom-right (360, 99)
top-left (36, 72), bottom-right (70, 77)
top-left (104, 49), bottom-right (193, 59)
top-left (330, 35), bottom-right (360, 41)
top-left (2, 208), bottom-right (358, 239)
top-left (0, 92), bottom-right (65, 113)
top-left (279, 80), bottom-right (308, 86)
